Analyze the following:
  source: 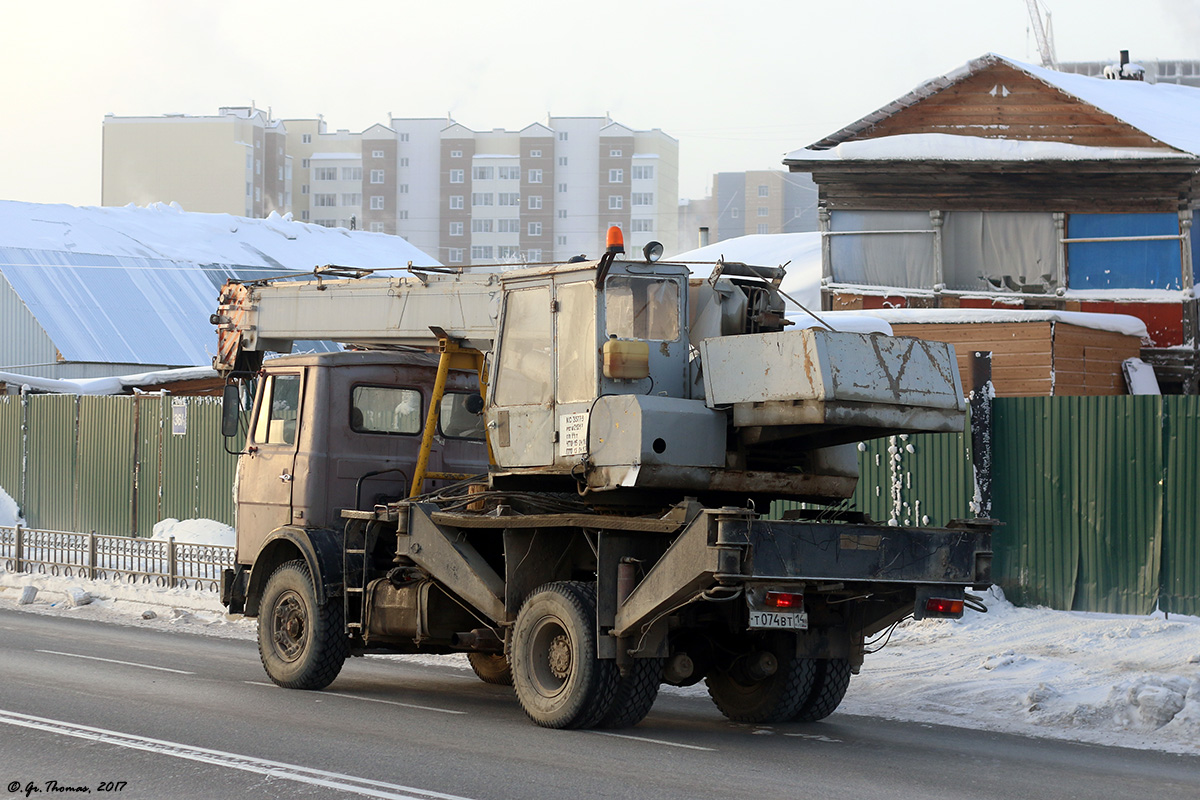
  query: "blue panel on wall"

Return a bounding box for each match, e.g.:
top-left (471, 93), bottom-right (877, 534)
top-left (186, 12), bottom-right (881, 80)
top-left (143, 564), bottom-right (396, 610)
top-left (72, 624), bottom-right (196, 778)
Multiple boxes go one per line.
top-left (1067, 213), bottom-right (1181, 290)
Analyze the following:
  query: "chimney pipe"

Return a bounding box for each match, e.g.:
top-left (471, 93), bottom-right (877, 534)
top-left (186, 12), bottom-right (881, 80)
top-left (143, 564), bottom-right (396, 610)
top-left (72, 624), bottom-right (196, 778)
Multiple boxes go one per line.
top-left (698, 226), bottom-right (710, 248)
top-left (1120, 50), bottom-right (1129, 67)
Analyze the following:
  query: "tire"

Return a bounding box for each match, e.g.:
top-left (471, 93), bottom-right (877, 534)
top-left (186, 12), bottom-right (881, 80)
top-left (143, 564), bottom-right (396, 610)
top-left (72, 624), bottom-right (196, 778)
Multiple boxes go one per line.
top-left (792, 657), bottom-right (852, 722)
top-left (467, 652), bottom-right (513, 686)
top-left (258, 560), bottom-right (348, 690)
top-left (511, 581), bottom-right (617, 729)
top-left (705, 633), bottom-right (816, 724)
top-left (597, 656), bottom-right (663, 729)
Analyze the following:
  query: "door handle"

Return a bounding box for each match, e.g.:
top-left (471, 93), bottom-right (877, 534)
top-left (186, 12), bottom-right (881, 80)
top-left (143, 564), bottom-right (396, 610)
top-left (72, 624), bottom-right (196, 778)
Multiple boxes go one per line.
top-left (280, 470), bottom-right (293, 483)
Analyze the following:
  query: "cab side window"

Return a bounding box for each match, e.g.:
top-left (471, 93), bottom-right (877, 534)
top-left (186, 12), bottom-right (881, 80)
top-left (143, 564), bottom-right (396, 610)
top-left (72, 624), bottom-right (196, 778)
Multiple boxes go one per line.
top-left (253, 374), bottom-right (301, 445)
top-left (351, 386), bottom-right (422, 435)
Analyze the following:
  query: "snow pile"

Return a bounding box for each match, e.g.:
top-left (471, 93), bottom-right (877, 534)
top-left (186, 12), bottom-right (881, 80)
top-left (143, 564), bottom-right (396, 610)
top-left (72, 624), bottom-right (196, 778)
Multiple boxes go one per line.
top-left (0, 485), bottom-right (25, 528)
top-left (832, 587), bottom-right (1200, 755)
top-left (151, 518), bottom-right (236, 548)
top-left (787, 133), bottom-right (1191, 163)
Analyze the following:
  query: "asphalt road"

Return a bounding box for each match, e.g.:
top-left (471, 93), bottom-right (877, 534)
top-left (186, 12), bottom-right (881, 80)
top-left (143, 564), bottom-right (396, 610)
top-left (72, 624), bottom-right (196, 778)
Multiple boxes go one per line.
top-left (0, 607), bottom-right (1197, 800)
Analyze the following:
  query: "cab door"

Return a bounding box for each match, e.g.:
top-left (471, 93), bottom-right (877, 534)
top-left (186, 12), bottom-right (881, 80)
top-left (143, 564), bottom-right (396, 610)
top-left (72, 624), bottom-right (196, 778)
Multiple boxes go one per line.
top-left (488, 285), bottom-right (554, 468)
top-left (236, 372), bottom-right (303, 562)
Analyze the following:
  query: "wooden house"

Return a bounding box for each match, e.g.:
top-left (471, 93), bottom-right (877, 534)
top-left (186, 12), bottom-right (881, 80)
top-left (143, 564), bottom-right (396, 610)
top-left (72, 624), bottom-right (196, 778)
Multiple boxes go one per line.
top-left (783, 53), bottom-right (1200, 391)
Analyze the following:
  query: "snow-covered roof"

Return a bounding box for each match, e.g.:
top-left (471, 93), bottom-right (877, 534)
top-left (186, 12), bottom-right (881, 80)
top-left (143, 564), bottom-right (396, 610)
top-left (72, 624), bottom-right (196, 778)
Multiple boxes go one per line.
top-left (787, 133), bottom-right (1194, 163)
top-left (0, 201), bottom-right (439, 368)
top-left (797, 53), bottom-right (1200, 158)
top-left (0, 366), bottom-right (218, 396)
top-left (860, 308), bottom-right (1149, 338)
top-left (668, 232), bottom-right (823, 309)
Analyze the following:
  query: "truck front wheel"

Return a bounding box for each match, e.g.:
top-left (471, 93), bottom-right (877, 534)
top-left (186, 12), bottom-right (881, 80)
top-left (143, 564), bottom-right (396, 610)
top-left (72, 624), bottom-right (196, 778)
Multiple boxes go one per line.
top-left (511, 581), bottom-right (617, 729)
top-left (705, 632), bottom-right (816, 723)
top-left (258, 560), bottom-right (348, 690)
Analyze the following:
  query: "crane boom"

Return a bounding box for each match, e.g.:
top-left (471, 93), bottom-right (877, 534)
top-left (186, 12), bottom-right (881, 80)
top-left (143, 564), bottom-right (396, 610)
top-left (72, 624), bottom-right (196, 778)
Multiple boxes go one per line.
top-left (1024, 0), bottom-right (1058, 70)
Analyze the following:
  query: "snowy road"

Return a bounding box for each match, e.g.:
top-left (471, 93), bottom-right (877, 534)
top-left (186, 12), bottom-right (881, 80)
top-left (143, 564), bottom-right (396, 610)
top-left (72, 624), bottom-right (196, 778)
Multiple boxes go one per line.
top-left (0, 608), bottom-right (1197, 800)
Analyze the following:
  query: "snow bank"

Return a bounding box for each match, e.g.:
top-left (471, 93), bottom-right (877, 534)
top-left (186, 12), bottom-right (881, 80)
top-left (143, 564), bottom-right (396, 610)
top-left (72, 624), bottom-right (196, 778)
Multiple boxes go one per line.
top-left (151, 518), bottom-right (236, 548)
top-left (0, 484), bottom-right (25, 528)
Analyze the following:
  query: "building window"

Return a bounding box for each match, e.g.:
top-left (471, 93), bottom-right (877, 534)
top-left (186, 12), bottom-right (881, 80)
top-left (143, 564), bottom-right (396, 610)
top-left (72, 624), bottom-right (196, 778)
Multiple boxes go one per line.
top-left (278, 166), bottom-right (284, 180)
top-left (731, 208), bottom-right (740, 219)
top-left (757, 207), bottom-right (769, 217)
top-left (558, 157), bottom-right (568, 166)
top-left (449, 195), bottom-right (464, 210)
top-left (400, 158), bottom-right (409, 167)
top-left (527, 249), bottom-right (542, 261)
top-left (632, 165), bottom-right (653, 180)
top-left (255, 159), bottom-right (261, 175)
top-left (758, 185), bottom-right (769, 197)
top-left (301, 210), bottom-right (309, 220)
top-left (255, 187), bottom-right (261, 201)
top-left (302, 158), bottom-right (310, 168)
top-left (448, 248), bottom-right (464, 263)
top-left (498, 192), bottom-right (520, 206)
top-left (471, 245), bottom-right (493, 259)
top-left (609, 196), bottom-right (623, 210)
top-left (449, 221), bottom-right (464, 236)
top-left (558, 209), bottom-right (567, 219)
top-left (301, 184), bottom-right (309, 195)
top-left (370, 169), bottom-right (385, 183)
top-left (499, 246), bottom-right (520, 259)
top-left (499, 166), bottom-right (519, 180)
top-left (610, 149), bottom-right (622, 157)
top-left (558, 183), bottom-right (567, 193)
top-left (473, 166), bottom-right (495, 180)
top-left (398, 210), bottom-right (408, 220)
top-left (370, 222), bottom-right (385, 232)
top-left (302, 134), bottom-right (312, 144)
top-left (472, 219), bottom-right (494, 233)
top-left (342, 167), bottom-right (362, 181)
top-left (609, 169), bottom-right (623, 183)
top-left (314, 193), bottom-right (336, 207)
top-left (370, 196), bottom-right (385, 210)
top-left (528, 221), bottom-right (543, 236)
top-left (400, 133), bottom-right (410, 142)
top-left (757, 224), bottom-right (769, 234)
top-left (314, 220), bottom-right (335, 228)
top-left (528, 169), bottom-right (543, 184)
top-left (472, 193), bottom-right (494, 206)
top-left (372, 150), bottom-right (385, 158)
top-left (315, 166), bottom-right (336, 181)
top-left (557, 236), bottom-right (567, 245)
top-left (631, 219), bottom-right (653, 232)
top-left (529, 149), bottom-right (541, 157)
top-left (342, 193), bottom-right (362, 206)
top-left (632, 193), bottom-right (653, 206)
top-left (450, 169), bottom-right (464, 183)
top-left (399, 184), bottom-right (408, 194)
top-left (450, 149), bottom-right (462, 158)
top-left (528, 195), bottom-right (542, 210)
top-left (558, 132), bottom-right (568, 141)
top-left (498, 219), bottom-right (520, 233)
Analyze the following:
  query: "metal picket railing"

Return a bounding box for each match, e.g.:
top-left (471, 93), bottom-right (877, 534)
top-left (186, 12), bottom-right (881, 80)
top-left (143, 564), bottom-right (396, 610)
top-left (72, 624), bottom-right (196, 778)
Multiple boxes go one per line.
top-left (0, 524), bottom-right (234, 593)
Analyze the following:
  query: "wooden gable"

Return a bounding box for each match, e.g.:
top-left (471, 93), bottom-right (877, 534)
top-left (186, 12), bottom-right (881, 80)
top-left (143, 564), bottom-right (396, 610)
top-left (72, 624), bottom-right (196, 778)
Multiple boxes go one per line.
top-left (856, 62), bottom-right (1165, 149)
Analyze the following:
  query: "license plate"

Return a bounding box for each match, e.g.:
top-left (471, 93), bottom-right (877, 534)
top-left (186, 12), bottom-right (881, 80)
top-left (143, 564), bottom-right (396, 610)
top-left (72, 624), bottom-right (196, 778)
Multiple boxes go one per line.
top-left (748, 610), bottom-right (809, 630)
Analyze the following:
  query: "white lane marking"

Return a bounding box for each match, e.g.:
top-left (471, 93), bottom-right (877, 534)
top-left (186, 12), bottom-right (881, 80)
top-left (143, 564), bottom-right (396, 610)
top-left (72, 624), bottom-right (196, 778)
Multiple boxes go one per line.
top-left (0, 709), bottom-right (475, 800)
top-left (244, 681), bottom-right (467, 715)
top-left (784, 732), bottom-right (843, 743)
top-left (36, 649), bottom-right (195, 675)
top-left (590, 731), bottom-right (716, 751)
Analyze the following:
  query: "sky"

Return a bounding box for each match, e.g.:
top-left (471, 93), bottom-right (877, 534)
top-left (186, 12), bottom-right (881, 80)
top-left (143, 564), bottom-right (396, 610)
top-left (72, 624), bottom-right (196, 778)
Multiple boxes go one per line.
top-left (1, 0), bottom-right (1197, 207)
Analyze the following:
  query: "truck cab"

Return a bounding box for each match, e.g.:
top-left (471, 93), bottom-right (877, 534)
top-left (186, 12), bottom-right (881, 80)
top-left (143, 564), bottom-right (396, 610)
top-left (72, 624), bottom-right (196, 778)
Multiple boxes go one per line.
top-left (234, 350), bottom-right (487, 566)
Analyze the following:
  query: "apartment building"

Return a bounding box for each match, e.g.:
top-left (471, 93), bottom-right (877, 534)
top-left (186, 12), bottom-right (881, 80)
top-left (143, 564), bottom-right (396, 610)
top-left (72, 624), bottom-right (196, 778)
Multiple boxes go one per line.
top-left (676, 171), bottom-right (817, 249)
top-left (103, 109), bottom-right (678, 265)
top-left (102, 106), bottom-right (291, 218)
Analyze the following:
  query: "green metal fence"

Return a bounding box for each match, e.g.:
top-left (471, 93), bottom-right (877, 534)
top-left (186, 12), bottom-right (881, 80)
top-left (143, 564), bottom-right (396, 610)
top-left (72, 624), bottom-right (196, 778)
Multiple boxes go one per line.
top-left (0, 394), bottom-right (238, 536)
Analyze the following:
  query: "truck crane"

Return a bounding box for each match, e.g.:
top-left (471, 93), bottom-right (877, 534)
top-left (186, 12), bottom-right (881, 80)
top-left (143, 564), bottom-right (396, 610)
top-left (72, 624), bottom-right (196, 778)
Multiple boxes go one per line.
top-left (212, 229), bottom-right (992, 729)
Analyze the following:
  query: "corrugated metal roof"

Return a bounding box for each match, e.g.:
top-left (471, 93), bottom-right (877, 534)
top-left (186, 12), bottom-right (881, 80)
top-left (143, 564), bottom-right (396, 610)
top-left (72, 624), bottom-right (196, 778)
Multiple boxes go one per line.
top-left (0, 201), bottom-right (434, 368)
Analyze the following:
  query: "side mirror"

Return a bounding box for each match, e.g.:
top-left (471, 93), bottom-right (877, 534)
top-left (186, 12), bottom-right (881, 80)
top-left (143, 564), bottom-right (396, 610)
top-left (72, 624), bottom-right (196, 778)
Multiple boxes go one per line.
top-left (464, 393), bottom-right (485, 415)
top-left (221, 384), bottom-right (241, 438)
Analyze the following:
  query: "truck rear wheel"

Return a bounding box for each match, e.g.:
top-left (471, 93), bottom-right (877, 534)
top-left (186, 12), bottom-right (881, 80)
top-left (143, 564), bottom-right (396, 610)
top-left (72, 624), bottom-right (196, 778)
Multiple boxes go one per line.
top-left (705, 632), bottom-right (816, 724)
top-left (258, 560), bottom-right (348, 690)
top-left (597, 656), bottom-right (662, 729)
top-left (511, 581), bottom-right (617, 729)
top-left (467, 652), bottom-right (513, 686)
top-left (792, 657), bottom-right (852, 722)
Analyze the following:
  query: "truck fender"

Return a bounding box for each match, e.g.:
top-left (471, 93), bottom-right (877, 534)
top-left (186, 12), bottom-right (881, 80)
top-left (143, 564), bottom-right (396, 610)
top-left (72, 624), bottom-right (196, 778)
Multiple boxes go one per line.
top-left (243, 526), bottom-right (344, 617)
